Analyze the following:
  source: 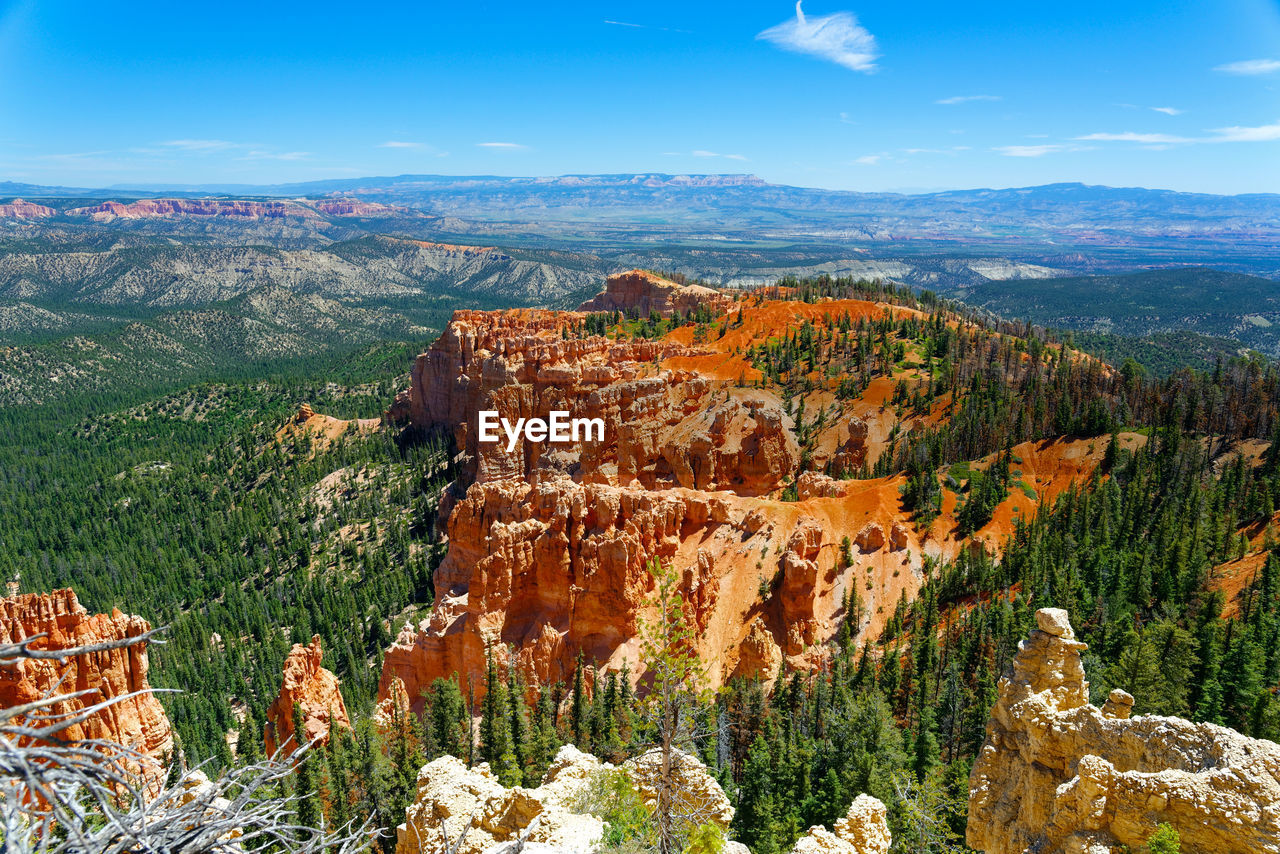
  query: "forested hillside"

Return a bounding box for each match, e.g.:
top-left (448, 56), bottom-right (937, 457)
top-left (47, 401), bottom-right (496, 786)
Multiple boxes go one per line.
top-left (0, 343), bottom-right (448, 765)
top-left (3, 277), bottom-right (1280, 852)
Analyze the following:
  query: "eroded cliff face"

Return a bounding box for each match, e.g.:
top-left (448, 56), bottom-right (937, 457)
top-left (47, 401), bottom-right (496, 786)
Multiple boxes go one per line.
top-left (265, 635), bottom-right (351, 755)
top-left (383, 286), bottom-right (1121, 707)
top-left (0, 199), bottom-right (56, 219)
top-left (577, 269), bottom-right (735, 318)
top-left (0, 588), bottom-right (173, 759)
top-left (968, 608), bottom-right (1280, 854)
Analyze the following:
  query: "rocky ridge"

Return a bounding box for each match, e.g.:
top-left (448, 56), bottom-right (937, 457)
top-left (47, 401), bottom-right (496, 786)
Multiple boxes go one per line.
top-left (380, 280), bottom-right (1119, 707)
top-left (577, 269), bottom-right (734, 318)
top-left (0, 588), bottom-right (173, 760)
top-left (394, 745), bottom-right (610, 854)
top-left (967, 607), bottom-right (1280, 854)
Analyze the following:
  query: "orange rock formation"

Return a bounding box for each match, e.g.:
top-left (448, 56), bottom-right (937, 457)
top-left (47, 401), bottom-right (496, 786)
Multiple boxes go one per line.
top-left (264, 635), bottom-right (350, 754)
top-left (578, 269), bottom-right (733, 318)
top-left (0, 199), bottom-right (56, 219)
top-left (65, 198), bottom-right (320, 221)
top-left (380, 291), bottom-right (1119, 707)
top-left (0, 588), bottom-right (173, 759)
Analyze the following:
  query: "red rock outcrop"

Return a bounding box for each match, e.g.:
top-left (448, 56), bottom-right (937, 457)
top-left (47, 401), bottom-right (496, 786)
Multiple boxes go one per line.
top-left (381, 299), bottom-right (1124, 708)
top-left (65, 198), bottom-right (320, 221)
top-left (264, 635), bottom-right (350, 754)
top-left (0, 199), bottom-right (56, 219)
top-left (578, 269), bottom-right (734, 318)
top-left (404, 309), bottom-right (795, 491)
top-left (309, 198), bottom-right (404, 217)
top-left (0, 589), bottom-right (173, 759)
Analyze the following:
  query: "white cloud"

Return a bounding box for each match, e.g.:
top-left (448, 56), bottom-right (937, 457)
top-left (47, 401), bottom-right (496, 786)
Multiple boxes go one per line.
top-left (935, 94), bottom-right (1001, 105)
top-left (854, 154), bottom-right (882, 164)
top-left (1208, 121), bottom-right (1280, 142)
top-left (1075, 132), bottom-right (1193, 143)
top-left (241, 150), bottom-right (310, 161)
top-left (839, 111), bottom-right (856, 125)
top-left (994, 144), bottom-right (1076, 158)
top-left (757, 1), bottom-right (878, 73)
top-left (1214, 58), bottom-right (1280, 75)
top-left (670, 150), bottom-right (749, 160)
top-left (477, 142), bottom-right (527, 150)
top-left (379, 141), bottom-right (426, 148)
top-left (1074, 122), bottom-right (1280, 145)
top-left (1151, 106), bottom-right (1182, 116)
top-left (161, 139), bottom-right (238, 152)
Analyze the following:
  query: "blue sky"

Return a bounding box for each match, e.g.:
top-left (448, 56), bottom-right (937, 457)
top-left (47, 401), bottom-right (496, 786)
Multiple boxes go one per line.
top-left (1, 0), bottom-right (1278, 193)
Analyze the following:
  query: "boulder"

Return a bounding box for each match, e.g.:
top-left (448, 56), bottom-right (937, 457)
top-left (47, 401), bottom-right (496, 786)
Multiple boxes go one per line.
top-left (623, 747), bottom-right (734, 830)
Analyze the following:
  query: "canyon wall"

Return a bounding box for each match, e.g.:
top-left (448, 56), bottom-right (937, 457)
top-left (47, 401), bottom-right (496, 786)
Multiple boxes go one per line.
top-left (383, 282), bottom-right (1116, 708)
top-left (0, 588), bottom-right (173, 759)
top-left (968, 608), bottom-right (1280, 854)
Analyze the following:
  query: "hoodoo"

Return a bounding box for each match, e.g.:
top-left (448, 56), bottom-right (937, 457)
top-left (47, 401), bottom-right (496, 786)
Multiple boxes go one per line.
top-left (0, 588), bottom-right (173, 760)
top-left (968, 608), bottom-right (1280, 854)
top-left (264, 634), bottom-right (351, 754)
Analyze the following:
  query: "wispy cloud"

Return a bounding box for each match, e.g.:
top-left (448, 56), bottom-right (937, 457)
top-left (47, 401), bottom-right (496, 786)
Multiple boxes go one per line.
top-left (854, 154), bottom-right (882, 165)
top-left (935, 94), bottom-right (1001, 105)
top-left (666, 150), bottom-right (749, 161)
top-left (241, 150), bottom-right (311, 161)
top-left (476, 142), bottom-right (527, 150)
top-left (757, 1), bottom-right (878, 73)
top-left (1214, 58), bottom-right (1280, 75)
top-left (993, 144), bottom-right (1087, 158)
top-left (602, 19), bottom-right (690, 33)
top-left (1075, 132), bottom-right (1193, 143)
top-left (1209, 121), bottom-right (1280, 142)
top-left (161, 139), bottom-right (239, 152)
top-left (1151, 106), bottom-right (1182, 116)
top-left (379, 140), bottom-right (426, 148)
top-left (839, 112), bottom-right (857, 125)
top-left (1074, 121), bottom-right (1280, 145)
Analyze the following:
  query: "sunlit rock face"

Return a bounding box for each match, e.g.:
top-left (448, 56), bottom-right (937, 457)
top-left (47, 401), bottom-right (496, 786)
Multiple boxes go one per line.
top-left (0, 588), bottom-right (173, 760)
top-left (968, 607), bottom-right (1280, 854)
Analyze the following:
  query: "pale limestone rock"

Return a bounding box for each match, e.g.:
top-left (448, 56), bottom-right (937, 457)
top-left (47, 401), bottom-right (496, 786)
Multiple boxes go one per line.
top-left (789, 794), bottom-right (891, 854)
top-left (1099, 689), bottom-right (1133, 720)
top-left (834, 795), bottom-right (891, 854)
top-left (623, 748), bottom-right (735, 830)
top-left (797, 471), bottom-right (847, 500)
top-left (1035, 607), bottom-right (1075, 638)
top-left (395, 749), bottom-right (605, 854)
top-left (967, 608), bottom-right (1280, 854)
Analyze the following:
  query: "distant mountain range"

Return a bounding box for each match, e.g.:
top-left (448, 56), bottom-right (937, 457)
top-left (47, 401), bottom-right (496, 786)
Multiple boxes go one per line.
top-left (4, 175), bottom-right (1279, 258)
top-left (4, 173), bottom-right (1280, 400)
